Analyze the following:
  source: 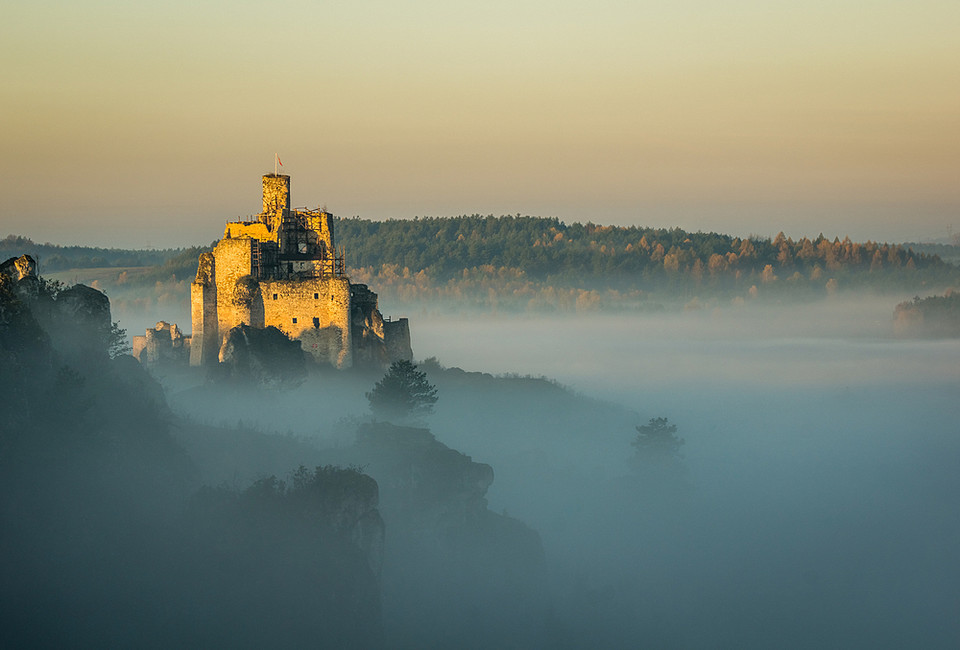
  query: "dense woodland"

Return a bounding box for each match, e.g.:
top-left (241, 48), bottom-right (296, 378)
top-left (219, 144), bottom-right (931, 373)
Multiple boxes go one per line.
top-left (336, 216), bottom-right (948, 281)
top-left (336, 216), bottom-right (960, 310)
top-left (0, 234), bottom-right (181, 271)
top-left (894, 291), bottom-right (960, 338)
top-left (6, 217), bottom-right (960, 314)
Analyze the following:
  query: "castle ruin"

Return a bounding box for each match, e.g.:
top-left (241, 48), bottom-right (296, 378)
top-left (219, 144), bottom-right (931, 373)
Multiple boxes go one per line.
top-left (190, 173), bottom-right (411, 369)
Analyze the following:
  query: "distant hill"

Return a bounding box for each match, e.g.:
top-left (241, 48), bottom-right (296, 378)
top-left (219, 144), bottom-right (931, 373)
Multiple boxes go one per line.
top-left (0, 234), bottom-right (182, 271)
top-left (904, 241), bottom-right (960, 265)
top-left (334, 215), bottom-right (953, 282)
top-left (6, 218), bottom-right (959, 312)
top-left (1, 235), bottom-right (208, 283)
top-left (332, 216), bottom-right (960, 309)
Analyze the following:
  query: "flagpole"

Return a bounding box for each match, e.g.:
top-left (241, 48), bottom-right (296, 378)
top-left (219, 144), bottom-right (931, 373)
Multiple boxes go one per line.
top-left (275, 153), bottom-right (278, 176)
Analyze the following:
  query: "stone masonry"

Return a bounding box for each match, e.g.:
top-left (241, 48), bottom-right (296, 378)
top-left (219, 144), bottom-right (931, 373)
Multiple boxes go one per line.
top-left (190, 173), bottom-right (412, 368)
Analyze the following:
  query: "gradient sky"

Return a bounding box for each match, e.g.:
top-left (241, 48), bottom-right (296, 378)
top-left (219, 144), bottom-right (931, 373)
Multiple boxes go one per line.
top-left (2, 0), bottom-right (958, 248)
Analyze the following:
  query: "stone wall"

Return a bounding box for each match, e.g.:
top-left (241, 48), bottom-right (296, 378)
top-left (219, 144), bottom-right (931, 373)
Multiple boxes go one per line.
top-left (190, 253), bottom-right (218, 366)
top-left (260, 276), bottom-right (352, 367)
top-left (224, 222), bottom-right (272, 241)
top-left (213, 238), bottom-right (254, 335)
top-left (134, 321), bottom-right (190, 365)
top-left (384, 318), bottom-right (413, 362)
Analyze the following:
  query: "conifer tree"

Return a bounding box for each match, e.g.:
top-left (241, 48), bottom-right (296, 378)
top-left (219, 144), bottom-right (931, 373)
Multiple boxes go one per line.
top-left (366, 360), bottom-right (438, 422)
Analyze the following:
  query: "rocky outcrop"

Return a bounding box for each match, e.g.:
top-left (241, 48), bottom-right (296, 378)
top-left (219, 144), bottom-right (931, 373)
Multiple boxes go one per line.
top-left (350, 283), bottom-right (389, 367)
top-left (2, 256), bottom-right (114, 364)
top-left (353, 423), bottom-right (495, 525)
top-left (39, 284), bottom-right (113, 363)
top-left (0, 254), bottom-right (36, 282)
top-left (56, 283), bottom-right (111, 331)
top-left (217, 324), bottom-right (307, 385)
top-left (289, 465), bottom-right (385, 578)
top-left (1, 254), bottom-right (42, 302)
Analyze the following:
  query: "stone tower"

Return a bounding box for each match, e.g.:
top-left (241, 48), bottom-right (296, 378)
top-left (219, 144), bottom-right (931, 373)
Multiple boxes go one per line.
top-left (261, 174), bottom-right (291, 231)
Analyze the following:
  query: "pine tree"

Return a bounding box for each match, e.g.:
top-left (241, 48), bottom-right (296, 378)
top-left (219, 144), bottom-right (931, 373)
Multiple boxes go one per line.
top-left (366, 360), bottom-right (438, 422)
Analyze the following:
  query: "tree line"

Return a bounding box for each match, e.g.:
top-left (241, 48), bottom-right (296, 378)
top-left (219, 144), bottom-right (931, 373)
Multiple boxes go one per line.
top-left (334, 215), bottom-right (950, 279)
top-left (335, 216), bottom-right (959, 308)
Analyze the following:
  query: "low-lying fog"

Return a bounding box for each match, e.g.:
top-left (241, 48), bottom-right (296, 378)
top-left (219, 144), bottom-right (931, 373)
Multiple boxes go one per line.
top-left (412, 296), bottom-right (956, 392)
top-left (416, 298), bottom-right (960, 647)
top-left (153, 296), bottom-right (959, 647)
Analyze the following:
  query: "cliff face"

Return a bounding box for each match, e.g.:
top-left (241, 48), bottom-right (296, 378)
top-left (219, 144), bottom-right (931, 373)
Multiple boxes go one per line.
top-left (353, 422), bottom-right (495, 526)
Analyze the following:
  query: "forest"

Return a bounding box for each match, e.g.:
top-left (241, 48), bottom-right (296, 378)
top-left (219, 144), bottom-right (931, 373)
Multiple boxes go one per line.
top-left (6, 217), bottom-right (960, 319)
top-left (335, 215), bottom-right (949, 282)
top-left (894, 290), bottom-right (960, 337)
top-left (337, 216), bottom-right (959, 310)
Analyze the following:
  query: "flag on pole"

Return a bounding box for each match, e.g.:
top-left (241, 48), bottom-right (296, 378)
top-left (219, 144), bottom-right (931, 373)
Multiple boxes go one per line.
top-left (278, 155), bottom-right (283, 167)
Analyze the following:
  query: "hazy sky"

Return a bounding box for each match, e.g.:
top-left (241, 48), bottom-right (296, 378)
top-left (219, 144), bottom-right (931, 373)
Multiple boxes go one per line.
top-left (3, 0), bottom-right (958, 248)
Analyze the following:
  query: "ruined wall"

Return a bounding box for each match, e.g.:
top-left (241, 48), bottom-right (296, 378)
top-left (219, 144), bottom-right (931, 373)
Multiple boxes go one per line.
top-left (136, 321), bottom-right (190, 365)
top-left (213, 239), bottom-right (255, 335)
top-left (260, 276), bottom-right (353, 368)
top-left (384, 318), bottom-right (412, 362)
top-left (132, 335), bottom-right (147, 360)
top-left (192, 236), bottom-right (355, 368)
top-left (190, 253), bottom-right (218, 366)
top-left (224, 222), bottom-right (272, 241)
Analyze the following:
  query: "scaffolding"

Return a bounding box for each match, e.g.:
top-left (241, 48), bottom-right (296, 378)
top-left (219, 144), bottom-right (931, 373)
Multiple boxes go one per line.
top-left (251, 239), bottom-right (262, 278)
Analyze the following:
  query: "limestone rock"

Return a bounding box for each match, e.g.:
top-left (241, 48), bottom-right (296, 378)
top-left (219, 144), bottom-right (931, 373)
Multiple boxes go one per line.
top-left (57, 284), bottom-right (111, 335)
top-left (1, 255), bottom-right (41, 301)
top-left (217, 324), bottom-right (306, 385)
top-left (354, 422), bottom-right (496, 526)
top-left (297, 325), bottom-right (347, 368)
top-left (0, 254), bottom-right (36, 282)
